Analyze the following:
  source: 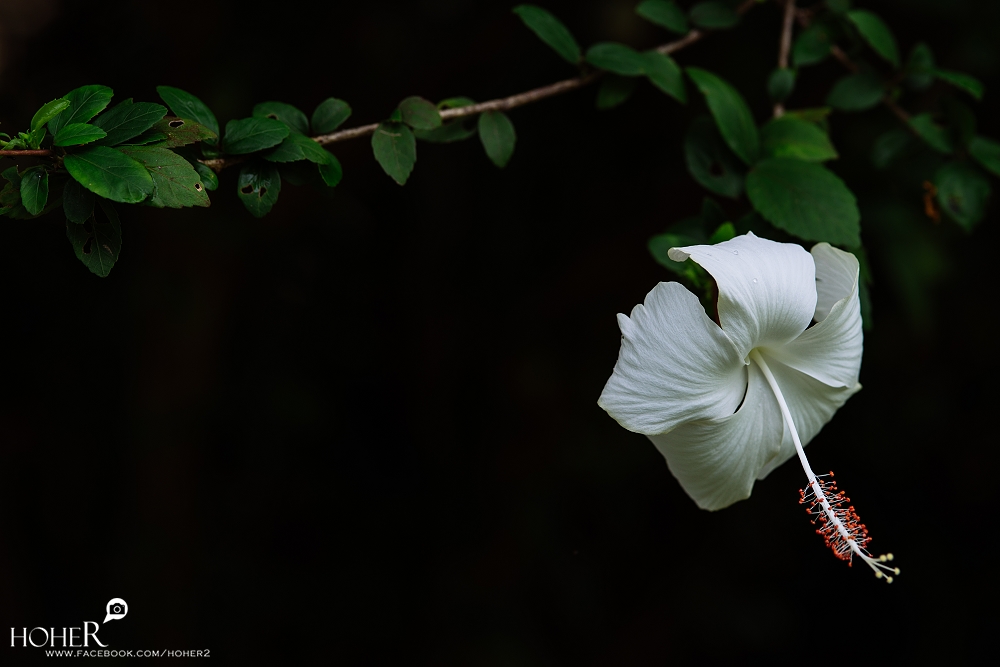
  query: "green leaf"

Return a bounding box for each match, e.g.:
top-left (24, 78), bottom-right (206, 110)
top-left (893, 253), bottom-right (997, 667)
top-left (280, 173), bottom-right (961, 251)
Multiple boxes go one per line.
top-left (237, 162), bottom-right (281, 217)
top-left (586, 43), bottom-right (646, 76)
top-left (649, 231), bottom-right (703, 275)
top-left (636, 0), bottom-right (688, 33)
top-left (767, 68), bottom-right (796, 104)
top-left (156, 86), bottom-right (220, 136)
top-left (413, 119), bottom-right (478, 143)
top-left (683, 115), bottom-right (745, 199)
top-left (311, 98), bottom-right (352, 134)
top-left (908, 113), bottom-right (952, 154)
top-left (746, 157), bottom-right (860, 246)
top-left (847, 10), bottom-right (899, 67)
top-left (437, 97), bottom-right (476, 109)
top-left (371, 121), bottom-right (417, 184)
top-left (512, 5), bottom-right (580, 65)
top-left (63, 146), bottom-right (154, 204)
top-left (932, 69), bottom-right (984, 101)
top-left (53, 122), bottom-right (107, 147)
top-left (643, 51), bottom-right (686, 103)
top-left (318, 156), bottom-right (343, 187)
top-left (398, 96), bottom-right (442, 130)
top-left (253, 101), bottom-right (309, 135)
top-left (870, 128), bottom-right (912, 169)
top-left (827, 0), bottom-right (852, 14)
top-left (48, 85), bottom-right (113, 135)
top-left (145, 116), bottom-right (217, 148)
top-left (92, 100), bottom-right (167, 145)
top-left (688, 2), bottom-right (739, 29)
top-left (686, 67), bottom-right (759, 165)
top-left (223, 117), bottom-right (290, 154)
top-left (118, 146), bottom-right (210, 208)
top-left (31, 98), bottom-right (70, 133)
top-left (19, 167), bottom-right (48, 216)
top-left (26, 127), bottom-right (46, 150)
top-left (264, 132), bottom-right (333, 164)
top-left (906, 42), bottom-right (935, 90)
top-left (1, 166), bottom-right (21, 186)
top-left (968, 136), bottom-right (1000, 179)
top-left (783, 107), bottom-right (831, 130)
top-left (792, 23), bottom-right (833, 67)
top-left (478, 111), bottom-right (516, 168)
top-left (66, 199), bottom-right (121, 277)
top-left (935, 161), bottom-right (990, 230)
top-left (63, 178), bottom-right (95, 224)
top-left (708, 221), bottom-right (736, 244)
top-left (193, 162), bottom-right (219, 191)
top-left (760, 116), bottom-right (837, 161)
top-left (596, 75), bottom-right (637, 110)
top-left (826, 69), bottom-right (884, 111)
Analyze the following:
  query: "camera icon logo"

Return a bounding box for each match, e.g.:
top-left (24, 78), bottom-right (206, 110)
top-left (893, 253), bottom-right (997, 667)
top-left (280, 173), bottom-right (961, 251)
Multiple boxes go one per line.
top-left (104, 598), bottom-right (128, 623)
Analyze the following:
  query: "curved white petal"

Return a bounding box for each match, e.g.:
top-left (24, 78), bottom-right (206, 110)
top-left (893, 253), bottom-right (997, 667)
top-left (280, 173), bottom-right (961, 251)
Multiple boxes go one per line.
top-left (667, 233), bottom-right (817, 359)
top-left (755, 353), bottom-right (861, 480)
top-left (598, 282), bottom-right (747, 436)
top-left (764, 244), bottom-right (863, 388)
top-left (647, 361), bottom-right (783, 511)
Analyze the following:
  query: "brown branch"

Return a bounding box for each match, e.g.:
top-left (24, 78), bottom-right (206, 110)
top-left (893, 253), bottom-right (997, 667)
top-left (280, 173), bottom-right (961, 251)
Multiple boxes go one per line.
top-left (0, 149), bottom-right (54, 157)
top-left (773, 0), bottom-right (797, 118)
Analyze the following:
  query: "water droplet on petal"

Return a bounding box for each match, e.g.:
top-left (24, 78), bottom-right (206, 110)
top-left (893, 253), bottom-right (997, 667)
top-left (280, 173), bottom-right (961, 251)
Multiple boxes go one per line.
top-left (752, 278), bottom-right (758, 284)
top-left (733, 250), bottom-right (739, 255)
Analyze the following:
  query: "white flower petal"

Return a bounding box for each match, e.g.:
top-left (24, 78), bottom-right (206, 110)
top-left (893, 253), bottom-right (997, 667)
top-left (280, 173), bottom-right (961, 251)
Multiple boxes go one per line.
top-left (764, 244), bottom-right (863, 388)
top-left (668, 232), bottom-right (817, 359)
top-left (755, 353), bottom-right (861, 480)
top-left (598, 281), bottom-right (747, 436)
top-left (647, 361), bottom-right (783, 511)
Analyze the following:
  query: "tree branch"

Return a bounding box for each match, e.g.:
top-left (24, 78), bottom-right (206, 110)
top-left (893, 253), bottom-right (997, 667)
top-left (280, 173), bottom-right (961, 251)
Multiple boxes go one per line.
top-left (773, 0), bottom-right (797, 117)
top-left (0, 149), bottom-right (54, 157)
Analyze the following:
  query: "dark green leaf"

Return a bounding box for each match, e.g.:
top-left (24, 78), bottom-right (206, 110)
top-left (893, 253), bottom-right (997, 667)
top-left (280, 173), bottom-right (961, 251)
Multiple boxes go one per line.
top-left (586, 43), bottom-right (646, 76)
top-left (767, 68), bottom-right (796, 104)
top-left (683, 115), bottom-right (745, 199)
top-left (398, 96), bottom-right (442, 130)
top-left (120, 130), bottom-right (167, 147)
top-left (827, 0), bottom-right (851, 14)
top-left (649, 231), bottom-right (702, 275)
top-left (932, 69), bottom-right (984, 101)
top-left (943, 97), bottom-right (976, 149)
top-left (146, 116), bottom-right (217, 148)
top-left (437, 97), bottom-right (476, 109)
top-left (643, 51), bottom-right (686, 103)
top-left (935, 161), bottom-right (990, 230)
top-left (512, 5), bottom-right (580, 65)
top-left (847, 10), bottom-right (899, 67)
top-left (237, 162), bottom-right (281, 217)
top-left (31, 98), bottom-right (70, 132)
top-left (968, 136), bottom-right (1000, 179)
top-left (686, 67), bottom-right (759, 165)
top-left (708, 221), bottom-right (736, 244)
top-left (372, 121), bottom-right (417, 184)
top-left (63, 146), bottom-right (154, 204)
top-left (156, 86), bottom-right (220, 136)
top-left (48, 85), bottom-right (113, 135)
top-left (826, 69), bottom-right (884, 111)
top-left (66, 199), bottom-right (121, 277)
top-left (908, 113), bottom-right (952, 154)
top-left (318, 156), bottom-right (343, 187)
top-left (19, 167), bottom-right (48, 216)
top-left (413, 119), bottom-right (478, 143)
top-left (783, 107), bottom-right (831, 130)
top-left (253, 101), bottom-right (309, 135)
top-left (92, 100), bottom-right (167, 145)
top-left (264, 133), bottom-right (333, 164)
top-left (1, 166), bottom-right (21, 186)
top-left (906, 42), bottom-right (934, 90)
top-left (870, 128), bottom-right (912, 169)
top-left (688, 2), bottom-right (739, 29)
top-left (26, 127), bottom-right (46, 149)
top-left (223, 117), bottom-right (290, 154)
top-left (746, 157), bottom-right (860, 246)
top-left (478, 111), bottom-right (516, 168)
top-left (63, 178), bottom-right (95, 224)
top-left (636, 0), bottom-right (688, 33)
top-left (311, 98), bottom-right (352, 134)
top-left (760, 116), bottom-right (837, 161)
top-left (792, 23), bottom-right (833, 67)
top-left (53, 123), bottom-right (107, 147)
top-left (118, 146), bottom-right (210, 208)
top-left (596, 75), bottom-right (637, 110)
top-left (194, 162), bottom-right (219, 191)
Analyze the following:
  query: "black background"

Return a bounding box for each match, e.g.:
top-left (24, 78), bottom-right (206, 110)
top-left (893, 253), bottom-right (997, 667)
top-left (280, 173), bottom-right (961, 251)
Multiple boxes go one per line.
top-left (1, 0), bottom-right (997, 663)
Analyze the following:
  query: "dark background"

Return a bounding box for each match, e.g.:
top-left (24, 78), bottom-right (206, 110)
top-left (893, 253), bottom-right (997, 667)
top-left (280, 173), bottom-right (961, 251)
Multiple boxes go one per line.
top-left (0, 0), bottom-right (997, 663)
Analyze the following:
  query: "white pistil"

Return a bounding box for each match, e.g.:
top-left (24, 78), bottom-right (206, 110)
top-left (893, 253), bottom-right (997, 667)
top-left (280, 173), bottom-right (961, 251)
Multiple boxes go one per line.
top-left (748, 349), bottom-right (899, 583)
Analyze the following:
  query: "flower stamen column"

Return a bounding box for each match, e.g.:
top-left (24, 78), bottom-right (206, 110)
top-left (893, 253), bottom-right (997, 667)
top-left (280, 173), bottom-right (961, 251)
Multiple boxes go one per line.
top-left (749, 349), bottom-right (900, 582)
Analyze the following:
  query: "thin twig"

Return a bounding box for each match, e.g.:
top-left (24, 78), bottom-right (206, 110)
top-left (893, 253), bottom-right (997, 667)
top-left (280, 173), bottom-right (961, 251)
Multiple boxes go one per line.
top-left (0, 149), bottom-right (54, 157)
top-left (773, 0), bottom-right (797, 117)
